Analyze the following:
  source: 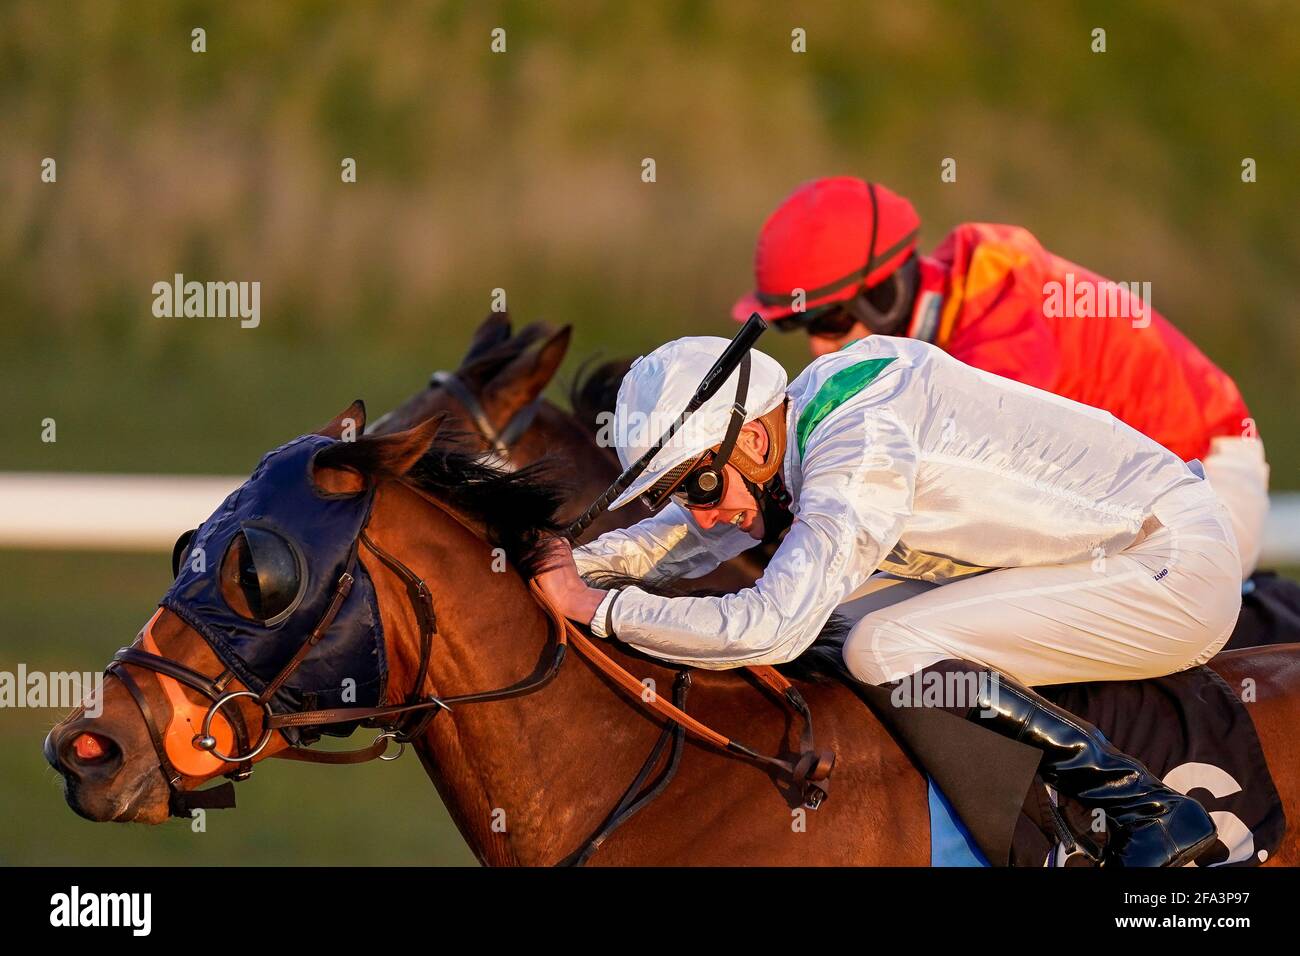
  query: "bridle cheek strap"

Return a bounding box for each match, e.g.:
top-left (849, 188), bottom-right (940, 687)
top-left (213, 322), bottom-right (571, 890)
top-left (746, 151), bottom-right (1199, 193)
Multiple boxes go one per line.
top-left (429, 370), bottom-right (539, 465)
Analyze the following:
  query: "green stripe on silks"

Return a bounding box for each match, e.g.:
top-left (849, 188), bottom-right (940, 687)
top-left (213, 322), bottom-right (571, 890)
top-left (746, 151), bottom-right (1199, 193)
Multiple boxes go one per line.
top-left (795, 357), bottom-right (897, 458)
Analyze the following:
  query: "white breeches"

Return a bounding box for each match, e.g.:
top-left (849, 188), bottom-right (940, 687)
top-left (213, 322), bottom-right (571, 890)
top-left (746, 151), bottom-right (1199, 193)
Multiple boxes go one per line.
top-left (841, 481), bottom-right (1242, 687)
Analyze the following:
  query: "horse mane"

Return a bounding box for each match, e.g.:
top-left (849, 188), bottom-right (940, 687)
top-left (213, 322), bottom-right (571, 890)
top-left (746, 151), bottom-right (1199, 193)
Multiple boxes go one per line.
top-left (315, 424), bottom-right (569, 578)
top-left (404, 437), bottom-right (570, 578)
top-left (568, 356), bottom-right (633, 437)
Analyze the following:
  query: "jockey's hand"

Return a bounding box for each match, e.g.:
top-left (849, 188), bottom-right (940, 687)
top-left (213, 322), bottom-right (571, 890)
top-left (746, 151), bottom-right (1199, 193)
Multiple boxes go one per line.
top-left (534, 535), bottom-right (606, 626)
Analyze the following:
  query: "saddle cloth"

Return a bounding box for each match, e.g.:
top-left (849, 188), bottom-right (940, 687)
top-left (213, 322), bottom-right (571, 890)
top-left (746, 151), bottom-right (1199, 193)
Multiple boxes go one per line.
top-left (997, 665), bottom-right (1287, 867)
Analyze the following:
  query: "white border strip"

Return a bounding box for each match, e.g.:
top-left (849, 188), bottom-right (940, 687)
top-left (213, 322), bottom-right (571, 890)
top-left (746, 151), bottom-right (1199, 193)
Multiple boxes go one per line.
top-left (0, 472), bottom-right (1297, 562)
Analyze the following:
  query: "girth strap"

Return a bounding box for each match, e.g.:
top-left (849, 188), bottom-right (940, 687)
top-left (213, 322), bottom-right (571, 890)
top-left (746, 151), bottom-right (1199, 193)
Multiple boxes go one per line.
top-left (559, 670), bottom-right (692, 866)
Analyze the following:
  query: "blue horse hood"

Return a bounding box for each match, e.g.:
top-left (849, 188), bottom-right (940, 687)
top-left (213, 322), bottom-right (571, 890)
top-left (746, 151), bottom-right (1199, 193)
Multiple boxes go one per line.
top-left (162, 434), bottom-right (386, 726)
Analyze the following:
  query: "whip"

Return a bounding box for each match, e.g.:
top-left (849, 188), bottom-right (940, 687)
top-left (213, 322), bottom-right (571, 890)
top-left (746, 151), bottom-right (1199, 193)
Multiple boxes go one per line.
top-left (566, 313), bottom-right (769, 540)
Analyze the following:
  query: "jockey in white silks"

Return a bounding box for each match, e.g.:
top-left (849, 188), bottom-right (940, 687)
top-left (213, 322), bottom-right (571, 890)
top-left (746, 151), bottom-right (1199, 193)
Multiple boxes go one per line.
top-left (536, 334), bottom-right (1242, 867)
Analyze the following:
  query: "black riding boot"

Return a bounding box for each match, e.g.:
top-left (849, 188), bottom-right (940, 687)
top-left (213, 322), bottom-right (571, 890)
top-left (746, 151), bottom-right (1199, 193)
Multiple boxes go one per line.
top-left (895, 660), bottom-right (1218, 867)
top-left (971, 668), bottom-right (1217, 867)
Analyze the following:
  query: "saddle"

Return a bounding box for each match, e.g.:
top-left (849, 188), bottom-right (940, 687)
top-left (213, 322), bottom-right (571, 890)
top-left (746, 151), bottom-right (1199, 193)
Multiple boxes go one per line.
top-left (797, 640), bottom-right (1286, 867)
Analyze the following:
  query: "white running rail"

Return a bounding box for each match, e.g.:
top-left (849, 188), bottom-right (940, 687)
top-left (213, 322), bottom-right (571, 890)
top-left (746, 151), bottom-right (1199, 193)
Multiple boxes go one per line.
top-left (0, 472), bottom-right (1297, 562)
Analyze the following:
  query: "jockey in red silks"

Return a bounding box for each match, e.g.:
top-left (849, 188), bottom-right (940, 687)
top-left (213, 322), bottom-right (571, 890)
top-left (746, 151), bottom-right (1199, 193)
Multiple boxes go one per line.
top-left (731, 177), bottom-right (1269, 579)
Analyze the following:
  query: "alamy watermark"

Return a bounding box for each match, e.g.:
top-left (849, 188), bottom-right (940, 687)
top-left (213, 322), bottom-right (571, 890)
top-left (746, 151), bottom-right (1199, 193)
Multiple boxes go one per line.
top-left (593, 409), bottom-right (708, 452)
top-left (152, 273), bottom-right (260, 328)
top-left (1043, 273), bottom-right (1151, 328)
top-left (49, 886), bottom-right (151, 936)
top-left (0, 665), bottom-right (102, 716)
top-left (890, 668), bottom-right (1001, 716)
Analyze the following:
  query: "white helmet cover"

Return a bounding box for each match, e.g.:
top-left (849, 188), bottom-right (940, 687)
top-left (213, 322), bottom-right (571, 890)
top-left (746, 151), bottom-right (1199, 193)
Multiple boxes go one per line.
top-left (604, 336), bottom-right (788, 510)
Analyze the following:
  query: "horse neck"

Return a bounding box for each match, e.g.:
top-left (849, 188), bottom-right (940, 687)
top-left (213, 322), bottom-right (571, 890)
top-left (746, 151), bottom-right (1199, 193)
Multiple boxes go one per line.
top-left (363, 479), bottom-right (648, 865)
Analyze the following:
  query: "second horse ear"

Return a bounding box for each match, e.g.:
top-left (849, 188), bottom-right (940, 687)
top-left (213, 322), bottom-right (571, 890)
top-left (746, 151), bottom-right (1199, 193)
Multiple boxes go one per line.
top-left (483, 324), bottom-right (572, 415)
top-left (462, 312), bottom-right (512, 364)
top-left (315, 400), bottom-right (367, 440)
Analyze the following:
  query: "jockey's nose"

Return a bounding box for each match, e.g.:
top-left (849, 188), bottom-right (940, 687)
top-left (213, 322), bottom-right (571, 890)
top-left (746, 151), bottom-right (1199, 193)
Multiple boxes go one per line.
top-left (691, 509), bottom-right (722, 531)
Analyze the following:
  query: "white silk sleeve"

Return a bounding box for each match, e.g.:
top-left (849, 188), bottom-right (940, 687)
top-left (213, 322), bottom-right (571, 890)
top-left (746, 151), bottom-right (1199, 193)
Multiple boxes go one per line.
top-left (606, 408), bottom-right (917, 668)
top-left (573, 501), bottom-right (755, 584)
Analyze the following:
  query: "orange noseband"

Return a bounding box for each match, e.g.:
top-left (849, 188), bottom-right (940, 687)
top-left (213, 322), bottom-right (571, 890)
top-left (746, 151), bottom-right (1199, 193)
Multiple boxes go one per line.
top-left (136, 609), bottom-right (238, 779)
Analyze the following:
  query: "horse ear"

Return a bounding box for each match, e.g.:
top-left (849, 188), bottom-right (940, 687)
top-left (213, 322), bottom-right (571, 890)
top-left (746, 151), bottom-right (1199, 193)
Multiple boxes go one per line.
top-left (369, 412), bottom-right (447, 476)
top-left (462, 312), bottom-right (512, 364)
top-left (316, 400), bottom-right (367, 440)
top-left (483, 324), bottom-right (571, 413)
top-left (314, 411), bottom-right (448, 491)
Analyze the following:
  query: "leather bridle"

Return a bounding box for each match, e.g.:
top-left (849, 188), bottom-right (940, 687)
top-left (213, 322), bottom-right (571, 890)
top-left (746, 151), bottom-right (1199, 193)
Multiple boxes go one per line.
top-left (103, 482), bottom-right (835, 859)
top-left (428, 370), bottom-right (540, 465)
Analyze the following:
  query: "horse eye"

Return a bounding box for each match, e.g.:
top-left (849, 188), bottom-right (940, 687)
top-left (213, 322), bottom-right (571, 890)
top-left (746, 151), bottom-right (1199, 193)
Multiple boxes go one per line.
top-left (221, 527), bottom-right (304, 624)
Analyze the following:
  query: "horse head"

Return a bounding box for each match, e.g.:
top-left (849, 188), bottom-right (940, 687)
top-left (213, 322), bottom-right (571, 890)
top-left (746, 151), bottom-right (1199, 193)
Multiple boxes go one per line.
top-left (369, 312), bottom-right (571, 457)
top-left (44, 400), bottom-right (568, 828)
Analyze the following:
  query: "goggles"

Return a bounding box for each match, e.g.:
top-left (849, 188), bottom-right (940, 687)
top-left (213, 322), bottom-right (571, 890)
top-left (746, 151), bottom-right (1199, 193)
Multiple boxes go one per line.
top-left (772, 258), bottom-right (917, 340)
top-left (639, 450), bottom-right (734, 512)
top-left (772, 299), bottom-right (859, 338)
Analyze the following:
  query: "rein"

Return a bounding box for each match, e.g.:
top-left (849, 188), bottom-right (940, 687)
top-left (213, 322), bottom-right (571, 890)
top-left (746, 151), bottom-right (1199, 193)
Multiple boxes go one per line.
top-left (104, 478), bottom-right (834, 860)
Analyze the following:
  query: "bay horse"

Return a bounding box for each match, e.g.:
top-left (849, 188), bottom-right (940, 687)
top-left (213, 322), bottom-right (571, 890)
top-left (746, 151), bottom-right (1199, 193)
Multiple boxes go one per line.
top-left (43, 407), bottom-right (1300, 865)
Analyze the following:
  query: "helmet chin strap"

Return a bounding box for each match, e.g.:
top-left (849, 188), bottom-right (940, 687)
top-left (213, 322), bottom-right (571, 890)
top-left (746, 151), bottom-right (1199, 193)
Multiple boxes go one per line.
top-left (713, 354), bottom-right (751, 467)
top-left (727, 398), bottom-right (794, 542)
top-left (710, 361), bottom-right (793, 542)
top-left (740, 472), bottom-right (793, 541)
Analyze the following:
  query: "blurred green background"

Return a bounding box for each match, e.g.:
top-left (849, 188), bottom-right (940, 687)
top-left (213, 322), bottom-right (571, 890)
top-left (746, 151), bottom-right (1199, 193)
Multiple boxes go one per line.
top-left (1, 1), bottom-right (1296, 864)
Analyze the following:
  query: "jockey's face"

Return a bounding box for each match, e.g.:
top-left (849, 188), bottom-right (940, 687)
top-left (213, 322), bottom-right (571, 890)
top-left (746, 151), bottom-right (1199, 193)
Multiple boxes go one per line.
top-left (682, 420), bottom-right (769, 540)
top-left (685, 462), bottom-right (765, 539)
top-left (808, 322), bottom-right (869, 358)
